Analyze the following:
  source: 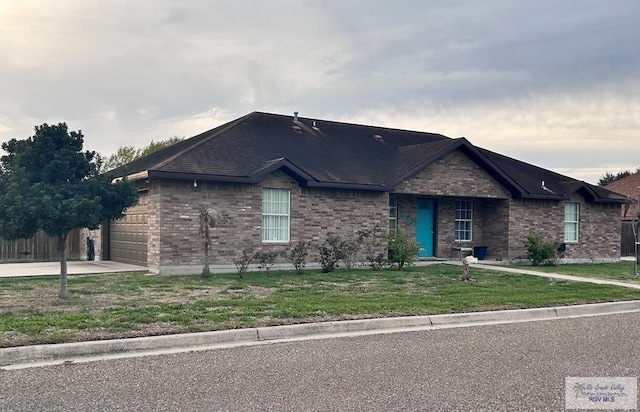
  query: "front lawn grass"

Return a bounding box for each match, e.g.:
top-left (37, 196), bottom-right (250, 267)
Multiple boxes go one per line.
top-left (512, 261), bottom-right (640, 283)
top-left (1, 264), bottom-right (640, 348)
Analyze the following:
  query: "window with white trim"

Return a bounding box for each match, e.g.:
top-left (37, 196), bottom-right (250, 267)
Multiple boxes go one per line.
top-left (262, 188), bottom-right (290, 243)
top-left (454, 200), bottom-right (473, 241)
top-left (564, 202), bottom-right (579, 242)
top-left (389, 196), bottom-right (398, 235)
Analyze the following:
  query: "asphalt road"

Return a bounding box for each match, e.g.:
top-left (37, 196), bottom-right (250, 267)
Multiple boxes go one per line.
top-left (1, 313), bottom-right (639, 412)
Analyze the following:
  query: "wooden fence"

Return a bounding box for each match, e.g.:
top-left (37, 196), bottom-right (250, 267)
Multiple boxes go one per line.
top-left (0, 229), bottom-right (81, 262)
top-left (622, 221), bottom-right (638, 257)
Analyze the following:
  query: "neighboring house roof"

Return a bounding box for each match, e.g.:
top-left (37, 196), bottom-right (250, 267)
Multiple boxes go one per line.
top-left (604, 172), bottom-right (640, 219)
top-left (108, 111), bottom-right (625, 203)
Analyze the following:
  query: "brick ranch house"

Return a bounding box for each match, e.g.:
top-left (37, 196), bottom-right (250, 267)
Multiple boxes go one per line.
top-left (104, 111), bottom-right (625, 274)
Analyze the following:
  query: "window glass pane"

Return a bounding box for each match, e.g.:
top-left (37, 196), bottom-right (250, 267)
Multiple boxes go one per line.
top-left (262, 189), bottom-right (290, 242)
top-left (563, 202), bottom-right (579, 242)
top-left (388, 196), bottom-right (398, 234)
top-left (454, 200), bottom-right (472, 241)
top-left (564, 203), bottom-right (578, 221)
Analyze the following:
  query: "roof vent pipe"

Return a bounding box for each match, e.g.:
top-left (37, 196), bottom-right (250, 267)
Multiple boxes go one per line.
top-left (293, 111), bottom-right (299, 122)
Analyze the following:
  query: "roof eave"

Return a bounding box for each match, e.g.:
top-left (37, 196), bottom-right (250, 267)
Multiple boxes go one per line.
top-left (147, 170), bottom-right (388, 192)
top-left (519, 193), bottom-right (570, 201)
top-left (572, 183), bottom-right (627, 204)
top-left (305, 181), bottom-right (388, 192)
top-left (148, 170), bottom-right (260, 184)
top-left (110, 170), bottom-right (149, 184)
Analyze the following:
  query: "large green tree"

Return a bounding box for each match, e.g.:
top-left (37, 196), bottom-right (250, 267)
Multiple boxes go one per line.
top-left (598, 170), bottom-right (632, 186)
top-left (0, 123), bottom-right (138, 298)
top-left (100, 136), bottom-right (183, 172)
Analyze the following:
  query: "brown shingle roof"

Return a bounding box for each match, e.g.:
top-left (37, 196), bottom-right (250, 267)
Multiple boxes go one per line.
top-left (108, 111), bottom-right (625, 203)
top-left (605, 172), bottom-right (640, 219)
top-left (605, 172), bottom-right (640, 199)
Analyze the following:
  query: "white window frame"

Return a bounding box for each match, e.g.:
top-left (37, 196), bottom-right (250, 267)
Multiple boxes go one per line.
top-left (262, 188), bottom-right (290, 243)
top-left (454, 200), bottom-right (473, 242)
top-left (564, 202), bottom-right (579, 243)
top-left (389, 195), bottom-right (398, 235)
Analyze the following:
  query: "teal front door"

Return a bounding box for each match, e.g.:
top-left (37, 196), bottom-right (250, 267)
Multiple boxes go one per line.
top-left (416, 199), bottom-right (434, 257)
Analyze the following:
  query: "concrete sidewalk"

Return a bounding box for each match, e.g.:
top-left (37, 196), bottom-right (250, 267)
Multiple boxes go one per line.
top-left (0, 261), bottom-right (148, 277)
top-left (457, 261), bottom-right (640, 290)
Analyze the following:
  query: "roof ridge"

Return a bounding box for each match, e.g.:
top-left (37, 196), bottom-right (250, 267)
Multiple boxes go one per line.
top-left (256, 111), bottom-right (451, 138)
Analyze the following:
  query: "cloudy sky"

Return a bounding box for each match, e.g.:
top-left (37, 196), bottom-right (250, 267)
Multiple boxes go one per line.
top-left (1, 0), bottom-right (638, 184)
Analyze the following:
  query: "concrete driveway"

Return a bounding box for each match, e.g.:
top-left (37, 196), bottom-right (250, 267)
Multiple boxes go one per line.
top-left (0, 261), bottom-right (148, 277)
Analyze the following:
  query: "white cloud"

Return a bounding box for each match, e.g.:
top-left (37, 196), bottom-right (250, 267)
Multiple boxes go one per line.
top-left (345, 78), bottom-right (640, 183)
top-left (1, 0), bottom-right (638, 185)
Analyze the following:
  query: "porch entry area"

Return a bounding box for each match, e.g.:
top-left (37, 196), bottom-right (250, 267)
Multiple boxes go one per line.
top-left (416, 198), bottom-right (435, 257)
top-left (391, 194), bottom-right (508, 261)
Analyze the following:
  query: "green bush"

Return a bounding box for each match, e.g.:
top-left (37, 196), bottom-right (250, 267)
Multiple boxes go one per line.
top-left (359, 225), bottom-right (387, 270)
top-left (524, 232), bottom-right (557, 266)
top-left (253, 249), bottom-right (286, 272)
top-left (387, 229), bottom-right (419, 270)
top-left (319, 234), bottom-right (344, 273)
top-left (233, 250), bottom-right (253, 278)
top-left (289, 241), bottom-right (311, 275)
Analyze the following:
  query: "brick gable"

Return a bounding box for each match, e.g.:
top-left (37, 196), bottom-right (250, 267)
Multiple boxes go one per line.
top-left (393, 149), bottom-right (511, 199)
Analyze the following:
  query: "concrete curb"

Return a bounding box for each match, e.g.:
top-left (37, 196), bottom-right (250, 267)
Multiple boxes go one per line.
top-left (2, 300), bottom-right (640, 367)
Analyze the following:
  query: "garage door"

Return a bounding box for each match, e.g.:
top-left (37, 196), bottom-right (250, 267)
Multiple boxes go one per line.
top-left (109, 192), bottom-right (148, 266)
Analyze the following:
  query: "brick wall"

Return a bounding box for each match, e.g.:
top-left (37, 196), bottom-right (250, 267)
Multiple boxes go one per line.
top-left (79, 228), bottom-right (101, 261)
top-left (142, 149), bottom-right (621, 273)
top-left (147, 181), bottom-right (161, 272)
top-left (477, 198), bottom-right (510, 260)
top-left (394, 150), bottom-right (511, 199)
top-left (149, 171), bottom-right (387, 274)
top-left (507, 198), bottom-right (562, 260)
top-left (507, 195), bottom-right (621, 262)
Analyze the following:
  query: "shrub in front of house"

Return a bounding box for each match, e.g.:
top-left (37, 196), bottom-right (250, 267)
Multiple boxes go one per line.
top-left (289, 240), bottom-right (311, 275)
top-left (233, 250), bottom-right (254, 278)
top-left (254, 249), bottom-right (286, 272)
top-left (359, 225), bottom-right (388, 270)
top-left (317, 229), bottom-right (386, 272)
top-left (387, 229), bottom-right (419, 270)
top-left (524, 231), bottom-right (558, 266)
top-left (319, 234), bottom-right (345, 273)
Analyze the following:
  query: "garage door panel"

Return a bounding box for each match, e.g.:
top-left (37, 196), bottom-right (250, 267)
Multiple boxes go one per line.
top-left (110, 192), bottom-right (148, 266)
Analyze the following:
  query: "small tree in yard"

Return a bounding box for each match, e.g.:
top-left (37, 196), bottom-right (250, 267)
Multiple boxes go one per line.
top-left (0, 123), bottom-right (138, 298)
top-left (199, 204), bottom-right (221, 278)
top-left (387, 229), bottom-right (419, 270)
